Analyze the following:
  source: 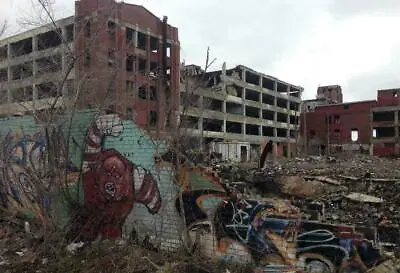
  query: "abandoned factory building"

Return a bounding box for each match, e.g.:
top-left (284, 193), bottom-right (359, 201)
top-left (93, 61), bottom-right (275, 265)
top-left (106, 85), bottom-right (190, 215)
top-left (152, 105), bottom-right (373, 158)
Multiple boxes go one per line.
top-left (0, 0), bottom-right (180, 133)
top-left (301, 85), bottom-right (400, 157)
top-left (180, 63), bottom-right (303, 160)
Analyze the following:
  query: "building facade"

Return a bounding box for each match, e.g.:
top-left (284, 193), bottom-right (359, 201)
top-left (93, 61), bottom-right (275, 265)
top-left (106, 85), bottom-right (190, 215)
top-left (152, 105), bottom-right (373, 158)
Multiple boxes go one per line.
top-left (0, 0), bottom-right (180, 133)
top-left (180, 63), bottom-right (303, 159)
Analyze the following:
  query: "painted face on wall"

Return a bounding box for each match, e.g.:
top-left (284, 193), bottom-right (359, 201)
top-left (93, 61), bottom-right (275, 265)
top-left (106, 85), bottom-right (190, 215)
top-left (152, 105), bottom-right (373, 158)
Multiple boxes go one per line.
top-left (95, 151), bottom-right (133, 202)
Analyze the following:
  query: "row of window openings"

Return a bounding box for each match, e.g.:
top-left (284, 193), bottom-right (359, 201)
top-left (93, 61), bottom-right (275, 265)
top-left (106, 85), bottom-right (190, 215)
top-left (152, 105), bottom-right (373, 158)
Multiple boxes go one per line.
top-left (1, 85), bottom-right (63, 103)
top-left (84, 19), bottom-right (171, 56)
top-left (309, 129), bottom-right (361, 141)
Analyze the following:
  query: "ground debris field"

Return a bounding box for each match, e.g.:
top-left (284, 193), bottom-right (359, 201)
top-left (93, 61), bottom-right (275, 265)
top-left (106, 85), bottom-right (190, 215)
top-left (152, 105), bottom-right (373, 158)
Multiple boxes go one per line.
top-left (214, 154), bottom-right (400, 245)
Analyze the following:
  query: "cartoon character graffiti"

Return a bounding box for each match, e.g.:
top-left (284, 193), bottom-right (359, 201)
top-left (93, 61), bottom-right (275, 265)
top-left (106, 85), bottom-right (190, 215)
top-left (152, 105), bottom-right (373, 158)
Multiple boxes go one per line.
top-left (80, 114), bottom-right (161, 239)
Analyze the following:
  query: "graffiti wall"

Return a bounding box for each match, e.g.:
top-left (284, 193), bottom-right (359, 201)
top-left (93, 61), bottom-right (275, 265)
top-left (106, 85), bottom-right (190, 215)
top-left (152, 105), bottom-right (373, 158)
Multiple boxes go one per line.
top-left (0, 110), bottom-right (183, 250)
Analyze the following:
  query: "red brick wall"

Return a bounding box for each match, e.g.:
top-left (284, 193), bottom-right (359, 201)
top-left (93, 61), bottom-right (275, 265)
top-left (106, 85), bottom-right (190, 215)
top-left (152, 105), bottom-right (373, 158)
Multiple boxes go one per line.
top-left (377, 89), bottom-right (400, 106)
top-left (75, 0), bottom-right (180, 131)
top-left (300, 101), bottom-right (377, 145)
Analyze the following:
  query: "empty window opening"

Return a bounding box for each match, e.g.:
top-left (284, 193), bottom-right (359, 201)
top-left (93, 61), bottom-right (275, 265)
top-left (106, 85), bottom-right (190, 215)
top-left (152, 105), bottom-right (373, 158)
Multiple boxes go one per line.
top-left (325, 116), bottom-right (332, 124)
top-left (126, 28), bottom-right (135, 45)
top-left (289, 86), bottom-right (300, 98)
top-left (245, 106), bottom-right (259, 118)
top-left (150, 36), bottom-right (159, 53)
top-left (277, 128), bottom-right (287, 138)
top-left (343, 104), bottom-right (349, 110)
top-left (226, 84), bottom-right (242, 97)
top-left (137, 32), bottom-right (147, 50)
top-left (262, 77), bottom-right (274, 90)
top-left (150, 61), bottom-right (158, 74)
top-left (309, 129), bottom-right (316, 137)
top-left (226, 121), bottom-right (242, 134)
top-left (126, 54), bottom-right (135, 72)
top-left (11, 86), bottom-right (33, 102)
top-left (138, 58), bottom-right (146, 74)
top-left (10, 37), bottom-right (32, 57)
top-left (226, 102), bottom-right (243, 115)
top-left (84, 19), bottom-right (91, 37)
top-left (180, 115), bottom-right (199, 129)
top-left (166, 43), bottom-right (171, 57)
top-left (0, 69), bottom-right (7, 82)
top-left (262, 126), bottom-right (274, 137)
top-left (394, 91), bottom-right (398, 98)
top-left (126, 107), bottom-right (133, 119)
top-left (36, 55), bottom-right (62, 75)
top-left (148, 111), bottom-right (158, 126)
top-left (0, 90), bottom-right (8, 104)
top-left (289, 102), bottom-right (299, 111)
top-left (0, 46), bottom-right (7, 61)
top-left (203, 118), bottom-right (223, 132)
top-left (126, 80), bottom-right (135, 97)
top-left (37, 29), bottom-right (62, 50)
top-left (246, 124), bottom-right (259, 136)
top-left (277, 98), bottom-right (287, 108)
top-left (262, 110), bottom-right (274, 121)
top-left (277, 113), bottom-right (287, 123)
top-left (373, 111), bottom-right (395, 122)
top-left (245, 71), bottom-right (260, 86)
top-left (37, 82), bottom-right (59, 99)
top-left (289, 130), bottom-right (296, 138)
top-left (374, 127), bottom-right (395, 138)
top-left (84, 50), bottom-right (91, 66)
top-left (245, 89), bottom-right (260, 102)
top-left (149, 86), bottom-right (157, 101)
top-left (262, 94), bottom-right (274, 105)
top-left (290, 115), bottom-right (296, 125)
top-left (333, 115), bottom-right (340, 124)
top-left (66, 24), bottom-right (74, 42)
top-left (351, 129), bottom-right (359, 142)
top-left (180, 93), bottom-right (200, 108)
top-left (138, 85), bottom-right (147, 99)
top-left (204, 98), bottom-right (223, 111)
top-left (277, 83), bottom-right (287, 93)
top-left (372, 129), bottom-right (377, 138)
top-left (107, 20), bottom-right (116, 38)
top-left (11, 62), bottom-right (33, 80)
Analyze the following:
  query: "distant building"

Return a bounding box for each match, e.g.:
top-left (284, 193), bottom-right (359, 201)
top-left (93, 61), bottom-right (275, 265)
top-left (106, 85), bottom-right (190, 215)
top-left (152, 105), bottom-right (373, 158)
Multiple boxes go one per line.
top-left (317, 85), bottom-right (343, 104)
top-left (180, 63), bottom-right (303, 159)
top-left (0, 0), bottom-right (180, 132)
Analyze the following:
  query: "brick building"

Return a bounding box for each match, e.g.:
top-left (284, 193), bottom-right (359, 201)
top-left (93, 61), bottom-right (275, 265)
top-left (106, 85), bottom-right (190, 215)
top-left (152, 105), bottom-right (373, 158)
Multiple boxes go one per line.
top-left (0, 0), bottom-right (180, 133)
top-left (371, 88), bottom-right (400, 156)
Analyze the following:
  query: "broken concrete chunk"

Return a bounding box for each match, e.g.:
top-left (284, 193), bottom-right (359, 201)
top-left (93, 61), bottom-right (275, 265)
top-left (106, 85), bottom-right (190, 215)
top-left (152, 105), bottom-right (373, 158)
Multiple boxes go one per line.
top-left (345, 193), bottom-right (384, 204)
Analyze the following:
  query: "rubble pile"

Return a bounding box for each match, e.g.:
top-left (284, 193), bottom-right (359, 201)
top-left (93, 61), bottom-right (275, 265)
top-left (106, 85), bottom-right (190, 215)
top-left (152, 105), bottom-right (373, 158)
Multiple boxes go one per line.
top-left (212, 154), bottom-right (400, 244)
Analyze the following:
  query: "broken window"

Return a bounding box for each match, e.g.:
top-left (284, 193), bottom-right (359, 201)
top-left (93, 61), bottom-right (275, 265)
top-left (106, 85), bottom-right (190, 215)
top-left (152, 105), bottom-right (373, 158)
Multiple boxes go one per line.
top-left (351, 129), bottom-right (359, 142)
top-left (226, 121), bottom-right (242, 134)
top-left (149, 110), bottom-right (157, 126)
top-left (66, 24), bottom-right (74, 42)
top-left (11, 62), bottom-right (33, 80)
top-left (138, 85), bottom-right (146, 99)
top-left (138, 58), bottom-right (146, 74)
top-left (245, 89), bottom-right (260, 102)
top-left (37, 29), bottom-right (62, 50)
top-left (277, 112), bottom-right (287, 123)
top-left (262, 110), bottom-right (274, 121)
top-left (36, 55), bottom-right (62, 75)
top-left (126, 27), bottom-right (135, 46)
top-left (262, 126), bottom-right (274, 137)
top-left (277, 128), bottom-right (287, 138)
top-left (84, 19), bottom-right (91, 37)
top-left (37, 82), bottom-right (59, 99)
top-left (245, 71), bottom-right (260, 86)
top-left (126, 54), bottom-right (135, 72)
top-left (277, 98), bottom-right (287, 108)
top-left (343, 104), bottom-right (349, 110)
top-left (277, 82), bottom-right (287, 93)
top-left (262, 77), bottom-right (275, 90)
top-left (10, 37), bottom-right (32, 57)
top-left (150, 36), bottom-right (159, 53)
top-left (226, 102), bottom-right (243, 115)
top-left (11, 86), bottom-right (33, 102)
top-left (246, 124), bottom-right (259, 136)
top-left (203, 118), bottom-right (223, 132)
top-left (180, 115), bottom-right (199, 129)
top-left (84, 49), bottom-right (91, 67)
top-left (149, 86), bottom-right (157, 101)
top-left (0, 69), bottom-right (7, 82)
top-left (107, 21), bottom-right (116, 38)
top-left (137, 32), bottom-right (147, 50)
top-left (245, 106), bottom-right (260, 118)
top-left (372, 129), bottom-right (377, 138)
top-left (166, 43), bottom-right (171, 57)
top-left (333, 115), bottom-right (340, 124)
top-left (373, 111), bottom-right (395, 122)
top-left (262, 94), bottom-right (274, 106)
top-left (150, 61), bottom-right (158, 74)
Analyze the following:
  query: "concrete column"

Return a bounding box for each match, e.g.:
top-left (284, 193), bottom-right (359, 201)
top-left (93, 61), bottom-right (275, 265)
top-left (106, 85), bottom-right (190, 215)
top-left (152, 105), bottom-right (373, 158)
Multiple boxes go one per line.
top-left (198, 116), bottom-right (203, 131)
top-left (259, 75), bottom-right (262, 87)
top-left (222, 101), bottom-right (226, 113)
top-left (241, 69), bottom-right (246, 83)
top-left (273, 81), bottom-right (278, 92)
top-left (259, 125), bottom-right (262, 136)
top-left (242, 123), bottom-right (246, 135)
top-left (223, 119), bottom-right (226, 133)
top-left (395, 111), bottom-right (399, 138)
top-left (134, 24), bottom-right (139, 48)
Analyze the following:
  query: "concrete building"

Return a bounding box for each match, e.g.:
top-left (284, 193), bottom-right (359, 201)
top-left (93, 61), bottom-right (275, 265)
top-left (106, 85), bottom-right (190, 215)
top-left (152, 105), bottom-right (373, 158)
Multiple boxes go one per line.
top-left (371, 88), bottom-right (400, 156)
top-left (316, 85), bottom-right (343, 104)
top-left (0, 0), bottom-right (180, 133)
top-left (180, 63), bottom-right (303, 159)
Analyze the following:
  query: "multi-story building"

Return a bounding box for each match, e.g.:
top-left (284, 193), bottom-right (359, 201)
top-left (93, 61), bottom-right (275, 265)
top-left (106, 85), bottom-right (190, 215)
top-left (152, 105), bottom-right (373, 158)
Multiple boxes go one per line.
top-left (316, 85), bottom-right (343, 104)
top-left (371, 88), bottom-right (400, 156)
top-left (180, 63), bottom-right (303, 159)
top-left (0, 0), bottom-right (180, 133)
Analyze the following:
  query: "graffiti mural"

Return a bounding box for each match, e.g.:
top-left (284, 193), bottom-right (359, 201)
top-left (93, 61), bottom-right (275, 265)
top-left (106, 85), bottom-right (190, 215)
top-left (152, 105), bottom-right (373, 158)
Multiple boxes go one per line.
top-left (80, 114), bottom-right (162, 239)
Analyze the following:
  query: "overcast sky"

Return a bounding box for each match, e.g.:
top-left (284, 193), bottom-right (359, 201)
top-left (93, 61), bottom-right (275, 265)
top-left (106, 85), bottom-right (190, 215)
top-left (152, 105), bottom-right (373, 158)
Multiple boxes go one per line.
top-left (2, 0), bottom-right (400, 101)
